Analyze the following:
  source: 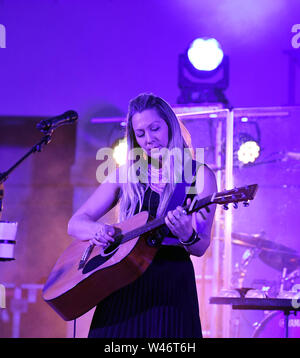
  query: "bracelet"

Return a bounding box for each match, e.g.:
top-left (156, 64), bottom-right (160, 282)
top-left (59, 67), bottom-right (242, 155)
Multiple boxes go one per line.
top-left (178, 230), bottom-right (200, 246)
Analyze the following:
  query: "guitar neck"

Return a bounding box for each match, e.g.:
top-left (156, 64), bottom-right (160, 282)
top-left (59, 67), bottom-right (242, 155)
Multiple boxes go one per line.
top-left (121, 194), bottom-right (214, 243)
top-left (118, 183), bottom-right (258, 243)
top-left (121, 216), bottom-right (166, 243)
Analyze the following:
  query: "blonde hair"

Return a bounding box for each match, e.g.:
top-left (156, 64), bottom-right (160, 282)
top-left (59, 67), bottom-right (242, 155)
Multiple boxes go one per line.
top-left (119, 93), bottom-right (191, 221)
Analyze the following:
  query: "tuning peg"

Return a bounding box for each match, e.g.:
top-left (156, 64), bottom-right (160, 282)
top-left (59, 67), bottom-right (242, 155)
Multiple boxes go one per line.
top-left (233, 202), bottom-right (238, 209)
top-left (223, 204), bottom-right (229, 210)
top-left (205, 207), bottom-right (210, 213)
top-left (243, 201), bottom-right (250, 207)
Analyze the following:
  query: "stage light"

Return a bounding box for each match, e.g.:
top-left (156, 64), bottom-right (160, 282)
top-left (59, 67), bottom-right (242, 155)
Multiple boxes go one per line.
top-left (237, 140), bottom-right (260, 164)
top-left (113, 138), bottom-right (127, 166)
top-left (187, 38), bottom-right (224, 71)
top-left (236, 133), bottom-right (260, 165)
top-left (178, 37), bottom-right (229, 106)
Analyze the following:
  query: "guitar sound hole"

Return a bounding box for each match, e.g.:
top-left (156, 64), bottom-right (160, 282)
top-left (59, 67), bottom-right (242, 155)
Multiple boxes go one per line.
top-left (82, 234), bottom-right (123, 274)
top-left (82, 251), bottom-right (116, 274)
top-left (103, 234), bottom-right (123, 255)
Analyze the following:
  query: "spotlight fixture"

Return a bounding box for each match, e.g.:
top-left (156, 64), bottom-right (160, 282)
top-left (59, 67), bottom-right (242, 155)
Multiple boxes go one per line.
top-left (235, 133), bottom-right (261, 165)
top-left (187, 38), bottom-right (224, 71)
top-left (113, 138), bottom-right (127, 166)
top-left (177, 37), bottom-right (229, 106)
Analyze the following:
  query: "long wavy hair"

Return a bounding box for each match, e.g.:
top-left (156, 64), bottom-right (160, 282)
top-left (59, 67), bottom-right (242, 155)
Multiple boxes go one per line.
top-left (119, 93), bottom-right (190, 221)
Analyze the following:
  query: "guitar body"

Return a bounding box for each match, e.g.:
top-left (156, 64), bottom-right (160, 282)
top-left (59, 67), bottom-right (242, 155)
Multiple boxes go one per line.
top-left (42, 211), bottom-right (159, 321)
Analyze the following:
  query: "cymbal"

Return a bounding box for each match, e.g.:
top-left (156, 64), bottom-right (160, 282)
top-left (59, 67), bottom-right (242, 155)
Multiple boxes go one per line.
top-left (258, 250), bottom-right (300, 272)
top-left (232, 232), bottom-right (300, 272)
top-left (232, 232), bottom-right (261, 248)
top-left (232, 232), bottom-right (296, 253)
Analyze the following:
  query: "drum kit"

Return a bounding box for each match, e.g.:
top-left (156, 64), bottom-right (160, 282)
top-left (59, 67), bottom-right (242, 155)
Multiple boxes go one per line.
top-left (231, 231), bottom-right (300, 338)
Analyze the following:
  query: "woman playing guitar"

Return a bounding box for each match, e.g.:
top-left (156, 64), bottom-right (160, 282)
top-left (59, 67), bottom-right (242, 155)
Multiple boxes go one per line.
top-left (67, 93), bottom-right (217, 338)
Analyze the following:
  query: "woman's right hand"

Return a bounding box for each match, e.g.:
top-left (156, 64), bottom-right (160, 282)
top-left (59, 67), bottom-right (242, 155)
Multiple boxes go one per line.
top-left (89, 223), bottom-right (116, 248)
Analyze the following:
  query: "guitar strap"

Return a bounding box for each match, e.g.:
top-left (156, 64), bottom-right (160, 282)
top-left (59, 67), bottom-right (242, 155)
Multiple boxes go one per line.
top-left (164, 159), bottom-right (200, 213)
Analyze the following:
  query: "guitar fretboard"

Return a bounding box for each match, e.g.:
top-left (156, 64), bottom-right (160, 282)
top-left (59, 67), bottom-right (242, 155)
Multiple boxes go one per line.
top-left (120, 216), bottom-right (166, 243)
top-left (114, 183), bottom-right (258, 244)
top-left (119, 194), bottom-right (213, 244)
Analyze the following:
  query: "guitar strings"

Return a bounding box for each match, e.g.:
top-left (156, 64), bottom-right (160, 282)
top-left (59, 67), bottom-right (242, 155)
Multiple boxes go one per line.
top-left (117, 195), bottom-right (213, 245)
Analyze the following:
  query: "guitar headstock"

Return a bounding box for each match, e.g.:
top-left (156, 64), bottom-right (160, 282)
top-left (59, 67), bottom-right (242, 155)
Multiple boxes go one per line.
top-left (212, 184), bottom-right (258, 208)
top-left (185, 184), bottom-right (258, 215)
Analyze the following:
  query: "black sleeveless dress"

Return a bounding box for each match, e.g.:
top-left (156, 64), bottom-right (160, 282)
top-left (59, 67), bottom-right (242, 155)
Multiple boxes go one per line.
top-left (88, 187), bottom-right (202, 338)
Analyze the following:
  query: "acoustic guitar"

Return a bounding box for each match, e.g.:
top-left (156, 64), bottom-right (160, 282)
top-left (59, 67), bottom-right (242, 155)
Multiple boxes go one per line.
top-left (42, 184), bottom-right (258, 321)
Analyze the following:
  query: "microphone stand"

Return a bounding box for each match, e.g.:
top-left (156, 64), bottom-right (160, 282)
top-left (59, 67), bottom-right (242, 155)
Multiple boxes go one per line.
top-left (0, 130), bottom-right (53, 307)
top-left (0, 130), bottom-right (53, 185)
top-left (0, 129), bottom-right (53, 224)
top-left (0, 122), bottom-right (71, 329)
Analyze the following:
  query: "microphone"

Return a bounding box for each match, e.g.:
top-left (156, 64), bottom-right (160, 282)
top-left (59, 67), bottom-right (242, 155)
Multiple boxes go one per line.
top-left (36, 110), bottom-right (78, 133)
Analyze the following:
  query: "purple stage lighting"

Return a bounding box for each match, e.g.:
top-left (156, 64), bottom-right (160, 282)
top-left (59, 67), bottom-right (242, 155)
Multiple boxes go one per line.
top-left (236, 133), bottom-right (261, 165)
top-left (177, 38), bottom-right (229, 106)
top-left (187, 38), bottom-right (224, 71)
top-left (238, 140), bottom-right (260, 164)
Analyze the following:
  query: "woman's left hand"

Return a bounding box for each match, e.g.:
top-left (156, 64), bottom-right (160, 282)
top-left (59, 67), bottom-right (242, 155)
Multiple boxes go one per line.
top-left (165, 198), bottom-right (194, 242)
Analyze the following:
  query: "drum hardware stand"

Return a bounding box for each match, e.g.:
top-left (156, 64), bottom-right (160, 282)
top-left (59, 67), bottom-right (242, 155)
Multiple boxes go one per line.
top-left (283, 310), bottom-right (290, 339)
top-left (232, 247), bottom-right (259, 289)
top-left (279, 267), bottom-right (288, 294)
top-left (231, 247), bottom-right (260, 337)
top-left (283, 269), bottom-right (300, 291)
top-left (278, 267), bottom-right (300, 338)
